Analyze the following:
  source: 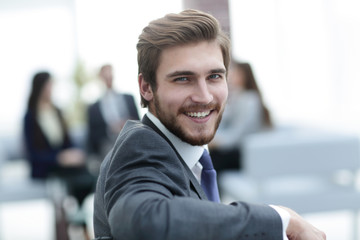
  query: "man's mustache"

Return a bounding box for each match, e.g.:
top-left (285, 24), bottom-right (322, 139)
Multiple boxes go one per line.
top-left (179, 102), bottom-right (221, 113)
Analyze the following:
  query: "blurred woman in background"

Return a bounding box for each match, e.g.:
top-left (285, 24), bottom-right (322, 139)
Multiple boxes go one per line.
top-left (210, 61), bottom-right (272, 174)
top-left (23, 71), bottom-right (94, 206)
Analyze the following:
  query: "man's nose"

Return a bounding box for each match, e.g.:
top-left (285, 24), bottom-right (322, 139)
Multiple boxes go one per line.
top-left (191, 79), bottom-right (213, 104)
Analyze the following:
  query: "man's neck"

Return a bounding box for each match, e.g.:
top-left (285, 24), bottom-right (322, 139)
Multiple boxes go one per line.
top-left (146, 111), bottom-right (205, 165)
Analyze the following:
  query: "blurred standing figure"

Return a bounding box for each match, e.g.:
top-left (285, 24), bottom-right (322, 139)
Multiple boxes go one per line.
top-left (87, 64), bottom-right (139, 163)
top-left (210, 61), bottom-right (272, 173)
top-left (23, 71), bottom-right (95, 205)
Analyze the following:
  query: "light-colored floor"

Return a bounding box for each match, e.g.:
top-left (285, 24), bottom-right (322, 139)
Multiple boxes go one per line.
top-left (0, 199), bottom-right (55, 240)
top-left (0, 198), bottom-right (93, 240)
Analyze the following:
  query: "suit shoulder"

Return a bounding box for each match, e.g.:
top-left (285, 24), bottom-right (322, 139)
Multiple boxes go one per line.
top-left (104, 120), bottom-right (180, 178)
top-left (118, 120), bottom-right (166, 146)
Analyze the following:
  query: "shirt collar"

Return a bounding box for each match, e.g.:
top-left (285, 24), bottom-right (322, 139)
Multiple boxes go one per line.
top-left (146, 112), bottom-right (205, 170)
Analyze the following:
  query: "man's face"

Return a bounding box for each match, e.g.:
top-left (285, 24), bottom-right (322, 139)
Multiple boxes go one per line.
top-left (148, 41), bottom-right (228, 145)
top-left (100, 66), bottom-right (113, 88)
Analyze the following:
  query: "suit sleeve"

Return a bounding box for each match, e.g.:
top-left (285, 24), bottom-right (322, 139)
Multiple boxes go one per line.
top-left (103, 126), bottom-right (283, 240)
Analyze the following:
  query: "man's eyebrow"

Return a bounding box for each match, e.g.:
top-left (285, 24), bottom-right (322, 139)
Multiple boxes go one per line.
top-left (166, 71), bottom-right (195, 78)
top-left (209, 68), bottom-right (226, 74)
top-left (166, 68), bottom-right (226, 78)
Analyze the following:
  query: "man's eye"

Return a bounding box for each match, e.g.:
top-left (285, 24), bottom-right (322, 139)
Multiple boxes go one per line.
top-left (209, 74), bottom-right (221, 80)
top-left (174, 77), bottom-right (188, 82)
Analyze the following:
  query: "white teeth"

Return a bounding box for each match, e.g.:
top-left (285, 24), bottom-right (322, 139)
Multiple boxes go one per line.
top-left (187, 111), bottom-right (210, 118)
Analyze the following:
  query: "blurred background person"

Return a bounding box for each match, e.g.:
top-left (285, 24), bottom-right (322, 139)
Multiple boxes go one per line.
top-left (86, 64), bottom-right (139, 167)
top-left (23, 71), bottom-right (95, 210)
top-left (209, 61), bottom-right (272, 174)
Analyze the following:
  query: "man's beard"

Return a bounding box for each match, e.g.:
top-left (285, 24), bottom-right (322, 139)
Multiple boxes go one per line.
top-left (153, 96), bottom-right (224, 146)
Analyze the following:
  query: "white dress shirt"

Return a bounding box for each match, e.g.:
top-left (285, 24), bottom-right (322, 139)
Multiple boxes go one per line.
top-left (100, 90), bottom-right (128, 125)
top-left (38, 107), bottom-right (63, 148)
top-left (146, 112), bottom-right (289, 240)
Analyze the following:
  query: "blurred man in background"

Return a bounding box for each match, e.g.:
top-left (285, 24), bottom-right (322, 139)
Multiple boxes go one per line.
top-left (87, 64), bottom-right (139, 170)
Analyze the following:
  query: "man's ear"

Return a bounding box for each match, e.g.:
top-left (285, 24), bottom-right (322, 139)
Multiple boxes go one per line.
top-left (139, 73), bottom-right (153, 102)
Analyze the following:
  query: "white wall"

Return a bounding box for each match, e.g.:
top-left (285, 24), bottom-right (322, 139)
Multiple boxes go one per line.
top-left (0, 0), bottom-right (182, 152)
top-left (74, 0), bottom-right (182, 111)
top-left (2, 0), bottom-right (359, 151)
top-left (229, 0), bottom-right (360, 134)
top-left (0, 0), bottom-right (77, 137)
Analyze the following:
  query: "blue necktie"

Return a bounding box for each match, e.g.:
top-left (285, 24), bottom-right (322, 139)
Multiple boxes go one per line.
top-left (199, 149), bottom-right (220, 203)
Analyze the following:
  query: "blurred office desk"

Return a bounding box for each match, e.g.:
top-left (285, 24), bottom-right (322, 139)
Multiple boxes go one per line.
top-left (0, 161), bottom-right (48, 202)
top-left (219, 127), bottom-right (360, 240)
top-left (0, 159), bottom-right (55, 240)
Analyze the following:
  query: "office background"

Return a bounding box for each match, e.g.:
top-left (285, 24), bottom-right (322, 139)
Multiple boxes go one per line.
top-left (1, 0), bottom-right (360, 140)
top-left (1, 0), bottom-right (360, 239)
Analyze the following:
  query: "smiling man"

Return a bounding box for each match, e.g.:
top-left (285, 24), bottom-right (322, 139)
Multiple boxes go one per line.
top-left (93, 9), bottom-right (326, 240)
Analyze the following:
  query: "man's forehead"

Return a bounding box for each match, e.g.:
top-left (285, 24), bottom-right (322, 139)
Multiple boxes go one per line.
top-left (157, 41), bottom-right (225, 76)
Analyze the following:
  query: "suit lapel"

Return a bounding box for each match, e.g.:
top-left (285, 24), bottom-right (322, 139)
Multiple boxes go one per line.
top-left (142, 115), bottom-right (208, 200)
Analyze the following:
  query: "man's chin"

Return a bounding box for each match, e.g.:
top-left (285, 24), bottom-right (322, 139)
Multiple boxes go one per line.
top-left (173, 118), bottom-right (220, 145)
top-left (179, 132), bottom-right (215, 146)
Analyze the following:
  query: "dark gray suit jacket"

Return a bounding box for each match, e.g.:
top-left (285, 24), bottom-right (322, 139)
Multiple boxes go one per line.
top-left (93, 115), bottom-right (283, 240)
